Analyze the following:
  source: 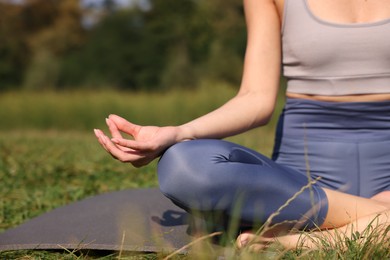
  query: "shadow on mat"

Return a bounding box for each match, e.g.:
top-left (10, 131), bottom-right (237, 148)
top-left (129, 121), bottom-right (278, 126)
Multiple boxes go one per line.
top-left (151, 210), bottom-right (188, 226)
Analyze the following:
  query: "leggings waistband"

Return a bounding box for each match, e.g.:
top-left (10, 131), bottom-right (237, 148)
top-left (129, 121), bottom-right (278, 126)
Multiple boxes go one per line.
top-left (276, 98), bottom-right (390, 141)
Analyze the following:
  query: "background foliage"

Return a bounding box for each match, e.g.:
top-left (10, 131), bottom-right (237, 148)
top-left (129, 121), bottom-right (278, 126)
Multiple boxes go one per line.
top-left (0, 0), bottom-right (246, 91)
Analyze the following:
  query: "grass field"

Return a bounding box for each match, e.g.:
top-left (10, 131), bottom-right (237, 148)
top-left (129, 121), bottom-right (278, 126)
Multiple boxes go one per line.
top-left (1, 86), bottom-right (389, 259)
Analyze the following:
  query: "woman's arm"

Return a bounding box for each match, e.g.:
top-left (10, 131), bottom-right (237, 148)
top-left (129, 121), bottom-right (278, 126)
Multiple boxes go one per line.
top-left (95, 0), bottom-right (282, 166)
top-left (178, 0), bottom-right (282, 140)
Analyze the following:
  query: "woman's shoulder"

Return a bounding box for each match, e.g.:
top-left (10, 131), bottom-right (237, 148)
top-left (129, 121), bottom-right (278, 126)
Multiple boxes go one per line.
top-left (243, 0), bottom-right (284, 29)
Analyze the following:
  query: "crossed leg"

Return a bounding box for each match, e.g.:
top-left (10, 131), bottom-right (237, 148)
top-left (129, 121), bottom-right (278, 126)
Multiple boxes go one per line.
top-left (157, 139), bottom-right (390, 251)
top-left (237, 189), bottom-right (390, 250)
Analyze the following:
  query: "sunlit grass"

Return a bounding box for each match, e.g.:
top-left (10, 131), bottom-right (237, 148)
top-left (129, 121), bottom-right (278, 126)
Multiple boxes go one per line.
top-left (0, 84), bottom-right (280, 231)
top-left (0, 130), bottom-right (159, 232)
top-left (0, 84), bottom-right (259, 131)
top-left (2, 86), bottom-right (388, 259)
top-left (0, 85), bottom-right (282, 258)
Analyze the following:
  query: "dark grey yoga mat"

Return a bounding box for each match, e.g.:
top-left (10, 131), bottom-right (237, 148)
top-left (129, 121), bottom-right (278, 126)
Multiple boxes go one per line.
top-left (0, 188), bottom-right (203, 252)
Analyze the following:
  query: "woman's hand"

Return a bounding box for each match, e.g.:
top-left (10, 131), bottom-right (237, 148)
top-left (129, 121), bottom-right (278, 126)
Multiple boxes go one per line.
top-left (94, 114), bottom-right (181, 167)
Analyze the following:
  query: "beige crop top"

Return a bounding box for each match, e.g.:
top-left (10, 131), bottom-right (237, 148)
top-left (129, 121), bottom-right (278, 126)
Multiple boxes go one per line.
top-left (282, 0), bottom-right (390, 95)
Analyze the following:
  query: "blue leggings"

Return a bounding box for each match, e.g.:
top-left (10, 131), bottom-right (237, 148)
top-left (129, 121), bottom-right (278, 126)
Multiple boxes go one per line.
top-left (273, 98), bottom-right (390, 198)
top-left (158, 139), bottom-right (328, 230)
top-left (157, 99), bottom-right (390, 231)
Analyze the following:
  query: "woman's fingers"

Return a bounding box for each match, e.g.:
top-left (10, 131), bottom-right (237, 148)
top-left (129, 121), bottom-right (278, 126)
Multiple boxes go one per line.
top-left (94, 129), bottom-right (109, 150)
top-left (111, 138), bottom-right (155, 151)
top-left (94, 129), bottom-right (153, 166)
top-left (100, 134), bottom-right (145, 162)
top-left (95, 116), bottom-right (164, 166)
top-left (108, 114), bottom-right (141, 136)
top-left (106, 117), bottom-right (123, 139)
top-left (105, 118), bottom-right (134, 151)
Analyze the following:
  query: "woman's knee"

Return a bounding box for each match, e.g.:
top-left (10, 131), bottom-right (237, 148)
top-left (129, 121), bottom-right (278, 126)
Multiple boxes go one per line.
top-left (158, 141), bottom-right (192, 177)
top-left (157, 140), bottom-right (216, 207)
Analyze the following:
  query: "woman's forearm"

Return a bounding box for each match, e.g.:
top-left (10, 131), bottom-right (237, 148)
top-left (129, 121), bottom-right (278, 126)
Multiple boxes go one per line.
top-left (177, 90), bottom-right (278, 140)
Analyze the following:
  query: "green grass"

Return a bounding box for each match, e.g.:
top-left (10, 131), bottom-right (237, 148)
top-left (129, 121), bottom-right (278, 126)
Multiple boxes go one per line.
top-left (0, 85), bottom-right (280, 259)
top-left (0, 84), bottom-right (253, 131)
top-left (0, 131), bottom-right (159, 231)
top-left (0, 84), bottom-right (279, 229)
top-left (1, 86), bottom-right (389, 259)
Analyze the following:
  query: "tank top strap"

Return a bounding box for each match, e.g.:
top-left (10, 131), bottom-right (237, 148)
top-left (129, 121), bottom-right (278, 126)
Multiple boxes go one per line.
top-left (282, 0), bottom-right (311, 35)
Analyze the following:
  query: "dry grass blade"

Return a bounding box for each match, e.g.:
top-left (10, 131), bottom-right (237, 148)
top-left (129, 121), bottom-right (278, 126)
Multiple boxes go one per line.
top-left (255, 177), bottom-right (322, 238)
top-left (162, 231), bottom-right (222, 260)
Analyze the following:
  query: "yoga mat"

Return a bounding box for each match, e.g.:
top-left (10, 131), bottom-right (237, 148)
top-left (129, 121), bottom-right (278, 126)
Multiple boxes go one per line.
top-left (0, 188), bottom-right (208, 253)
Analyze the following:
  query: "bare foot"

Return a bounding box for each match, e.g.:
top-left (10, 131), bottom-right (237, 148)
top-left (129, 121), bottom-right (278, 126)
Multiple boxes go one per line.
top-left (236, 232), bottom-right (275, 252)
top-left (236, 231), bottom-right (308, 251)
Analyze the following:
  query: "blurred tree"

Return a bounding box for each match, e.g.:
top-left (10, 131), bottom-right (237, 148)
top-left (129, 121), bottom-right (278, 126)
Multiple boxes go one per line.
top-left (60, 0), bottom-right (212, 90)
top-left (198, 0), bottom-right (246, 85)
top-left (23, 0), bottom-right (85, 90)
top-left (59, 8), bottom-right (152, 89)
top-left (142, 0), bottom-right (246, 89)
top-left (0, 0), bottom-right (246, 91)
top-left (102, 0), bottom-right (116, 13)
top-left (0, 0), bottom-right (85, 90)
top-left (0, 3), bottom-right (29, 90)
top-left (146, 0), bottom-right (202, 89)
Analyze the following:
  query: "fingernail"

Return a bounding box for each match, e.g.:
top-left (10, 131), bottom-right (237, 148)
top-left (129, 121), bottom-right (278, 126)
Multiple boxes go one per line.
top-left (105, 118), bottom-right (110, 124)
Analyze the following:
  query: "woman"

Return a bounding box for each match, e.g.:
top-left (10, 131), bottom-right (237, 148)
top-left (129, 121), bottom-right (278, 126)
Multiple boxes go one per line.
top-left (94, 0), bottom-right (390, 250)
